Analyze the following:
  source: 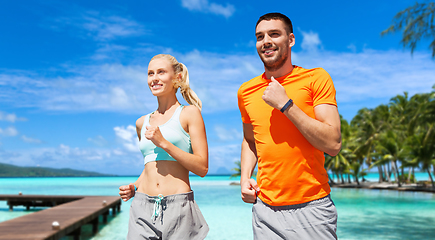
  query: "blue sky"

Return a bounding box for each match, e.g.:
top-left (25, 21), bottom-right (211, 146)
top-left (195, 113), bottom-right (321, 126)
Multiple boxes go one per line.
top-left (0, 0), bottom-right (434, 176)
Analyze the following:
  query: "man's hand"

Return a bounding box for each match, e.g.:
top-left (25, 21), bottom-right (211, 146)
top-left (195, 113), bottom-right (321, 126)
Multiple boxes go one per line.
top-left (119, 183), bottom-right (135, 202)
top-left (241, 178), bottom-right (260, 203)
top-left (262, 76), bottom-right (289, 110)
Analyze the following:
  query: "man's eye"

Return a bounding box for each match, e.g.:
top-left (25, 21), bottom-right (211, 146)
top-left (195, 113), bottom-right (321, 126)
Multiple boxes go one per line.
top-left (148, 72), bottom-right (153, 76)
top-left (256, 36), bottom-right (263, 41)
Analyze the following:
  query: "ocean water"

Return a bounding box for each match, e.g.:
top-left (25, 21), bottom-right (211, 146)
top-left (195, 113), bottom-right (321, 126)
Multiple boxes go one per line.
top-left (0, 175), bottom-right (434, 240)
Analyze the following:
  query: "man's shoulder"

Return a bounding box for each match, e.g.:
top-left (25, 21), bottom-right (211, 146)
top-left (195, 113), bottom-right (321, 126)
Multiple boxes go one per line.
top-left (237, 74), bottom-right (264, 93)
top-left (295, 66), bottom-right (329, 76)
top-left (292, 66), bottom-right (332, 86)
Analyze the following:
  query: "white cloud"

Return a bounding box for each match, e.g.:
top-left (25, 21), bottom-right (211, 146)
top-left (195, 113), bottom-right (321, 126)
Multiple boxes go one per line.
top-left (300, 30), bottom-right (322, 52)
top-left (0, 64), bottom-right (150, 113)
top-left (0, 46), bottom-right (433, 120)
top-left (52, 11), bottom-right (145, 42)
top-left (214, 125), bottom-right (242, 141)
top-left (209, 144), bottom-right (240, 173)
top-left (110, 87), bottom-right (129, 107)
top-left (21, 135), bottom-right (42, 144)
top-left (0, 126), bottom-right (18, 137)
top-left (114, 125), bottom-right (139, 152)
top-left (293, 49), bottom-right (435, 104)
top-left (0, 111), bottom-right (26, 122)
top-left (88, 135), bottom-right (108, 147)
top-left (347, 44), bottom-right (357, 53)
top-left (181, 0), bottom-right (235, 18)
top-left (0, 144), bottom-right (143, 175)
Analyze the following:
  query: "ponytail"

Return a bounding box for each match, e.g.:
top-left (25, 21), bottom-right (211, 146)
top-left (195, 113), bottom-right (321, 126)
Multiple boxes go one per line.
top-left (178, 63), bottom-right (202, 110)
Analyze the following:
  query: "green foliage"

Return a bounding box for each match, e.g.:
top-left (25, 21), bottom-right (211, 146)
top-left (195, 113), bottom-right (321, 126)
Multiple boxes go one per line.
top-left (230, 161), bottom-right (241, 178)
top-left (230, 160), bottom-right (256, 179)
top-left (382, 2), bottom-right (435, 58)
top-left (398, 173), bottom-right (417, 184)
top-left (327, 86), bottom-right (435, 187)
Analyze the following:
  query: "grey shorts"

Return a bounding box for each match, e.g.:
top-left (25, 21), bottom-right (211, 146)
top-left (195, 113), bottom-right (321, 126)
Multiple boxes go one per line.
top-left (127, 191), bottom-right (209, 240)
top-left (252, 194), bottom-right (338, 240)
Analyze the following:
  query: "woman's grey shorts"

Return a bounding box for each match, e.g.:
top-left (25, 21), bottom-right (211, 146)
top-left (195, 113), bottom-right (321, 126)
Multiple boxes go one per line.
top-left (252, 194), bottom-right (338, 240)
top-left (127, 191), bottom-right (209, 240)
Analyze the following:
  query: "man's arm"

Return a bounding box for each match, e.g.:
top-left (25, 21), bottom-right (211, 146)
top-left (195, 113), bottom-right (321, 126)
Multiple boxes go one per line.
top-left (284, 103), bottom-right (341, 156)
top-left (240, 122), bottom-right (260, 203)
top-left (262, 77), bottom-right (341, 156)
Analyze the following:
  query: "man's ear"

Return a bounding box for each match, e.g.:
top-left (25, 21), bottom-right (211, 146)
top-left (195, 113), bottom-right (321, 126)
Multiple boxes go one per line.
top-left (289, 33), bottom-right (295, 47)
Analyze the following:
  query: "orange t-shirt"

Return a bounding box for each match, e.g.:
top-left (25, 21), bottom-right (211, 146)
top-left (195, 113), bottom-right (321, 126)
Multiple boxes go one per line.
top-left (237, 66), bottom-right (337, 206)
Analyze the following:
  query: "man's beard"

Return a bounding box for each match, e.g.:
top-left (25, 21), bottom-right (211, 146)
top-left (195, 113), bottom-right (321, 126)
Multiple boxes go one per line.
top-left (259, 45), bottom-right (289, 72)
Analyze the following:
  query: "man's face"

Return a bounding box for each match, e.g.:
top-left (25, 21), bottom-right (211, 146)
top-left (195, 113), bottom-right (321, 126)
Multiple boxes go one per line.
top-left (255, 19), bottom-right (294, 71)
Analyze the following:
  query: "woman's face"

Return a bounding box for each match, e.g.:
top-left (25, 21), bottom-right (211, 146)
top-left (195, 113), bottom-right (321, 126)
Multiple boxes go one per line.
top-left (147, 58), bottom-right (178, 97)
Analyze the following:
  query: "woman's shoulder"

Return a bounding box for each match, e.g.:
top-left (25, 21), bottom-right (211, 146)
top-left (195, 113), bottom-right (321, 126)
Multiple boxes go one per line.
top-left (136, 115), bottom-right (147, 129)
top-left (181, 105), bottom-right (201, 115)
top-left (180, 105), bottom-right (203, 123)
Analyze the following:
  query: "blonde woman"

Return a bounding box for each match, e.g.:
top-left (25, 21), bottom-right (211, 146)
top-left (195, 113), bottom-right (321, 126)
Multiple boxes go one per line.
top-left (119, 54), bottom-right (209, 240)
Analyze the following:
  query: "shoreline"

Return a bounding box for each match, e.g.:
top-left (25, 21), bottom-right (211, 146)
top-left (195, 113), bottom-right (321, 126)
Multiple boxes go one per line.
top-left (229, 181), bottom-right (435, 194)
top-left (330, 181), bottom-right (435, 194)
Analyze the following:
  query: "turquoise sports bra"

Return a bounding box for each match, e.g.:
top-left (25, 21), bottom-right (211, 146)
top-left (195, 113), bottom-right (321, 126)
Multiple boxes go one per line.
top-left (139, 105), bottom-right (192, 165)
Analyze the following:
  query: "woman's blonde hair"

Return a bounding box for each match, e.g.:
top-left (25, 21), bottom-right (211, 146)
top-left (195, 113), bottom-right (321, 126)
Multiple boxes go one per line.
top-left (151, 54), bottom-right (202, 110)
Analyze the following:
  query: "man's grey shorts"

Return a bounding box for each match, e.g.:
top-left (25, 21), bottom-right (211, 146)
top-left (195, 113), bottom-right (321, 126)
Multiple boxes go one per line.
top-left (127, 191), bottom-right (209, 240)
top-left (252, 194), bottom-right (338, 240)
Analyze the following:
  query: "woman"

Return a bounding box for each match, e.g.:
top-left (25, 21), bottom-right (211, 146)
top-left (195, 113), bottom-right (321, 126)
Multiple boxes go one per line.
top-left (119, 54), bottom-right (209, 240)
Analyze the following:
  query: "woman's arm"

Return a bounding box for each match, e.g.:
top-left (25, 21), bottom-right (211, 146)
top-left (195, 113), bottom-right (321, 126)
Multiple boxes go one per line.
top-left (118, 116), bottom-right (146, 202)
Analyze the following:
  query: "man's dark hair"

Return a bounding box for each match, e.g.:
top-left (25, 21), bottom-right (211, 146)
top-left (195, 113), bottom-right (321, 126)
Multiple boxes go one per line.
top-left (256, 12), bottom-right (293, 34)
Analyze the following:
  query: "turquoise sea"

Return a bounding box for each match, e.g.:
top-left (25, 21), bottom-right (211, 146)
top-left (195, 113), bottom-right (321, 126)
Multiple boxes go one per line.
top-left (1, 174), bottom-right (435, 240)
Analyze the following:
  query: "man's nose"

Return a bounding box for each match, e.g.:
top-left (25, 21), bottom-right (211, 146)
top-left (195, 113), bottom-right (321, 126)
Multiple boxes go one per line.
top-left (263, 34), bottom-right (272, 45)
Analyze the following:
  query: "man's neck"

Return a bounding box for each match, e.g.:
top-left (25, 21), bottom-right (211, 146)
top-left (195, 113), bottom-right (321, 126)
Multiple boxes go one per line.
top-left (264, 61), bottom-right (294, 79)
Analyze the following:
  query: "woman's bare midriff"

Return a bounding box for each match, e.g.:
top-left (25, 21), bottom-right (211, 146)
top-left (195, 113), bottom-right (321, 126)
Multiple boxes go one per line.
top-left (138, 161), bottom-right (191, 197)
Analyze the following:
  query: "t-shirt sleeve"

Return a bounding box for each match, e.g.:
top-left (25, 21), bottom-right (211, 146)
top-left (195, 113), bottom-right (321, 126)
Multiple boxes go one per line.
top-left (237, 85), bottom-right (252, 124)
top-left (311, 68), bottom-right (337, 107)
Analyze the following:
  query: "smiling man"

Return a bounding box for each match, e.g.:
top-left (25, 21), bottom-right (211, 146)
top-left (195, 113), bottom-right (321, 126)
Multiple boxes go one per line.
top-left (237, 12), bottom-right (342, 239)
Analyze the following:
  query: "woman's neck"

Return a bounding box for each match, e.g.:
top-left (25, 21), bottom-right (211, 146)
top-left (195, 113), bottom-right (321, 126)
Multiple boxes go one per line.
top-left (156, 95), bottom-right (180, 114)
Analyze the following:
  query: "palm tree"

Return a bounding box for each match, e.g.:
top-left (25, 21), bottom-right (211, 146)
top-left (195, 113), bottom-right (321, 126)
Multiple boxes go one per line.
top-left (332, 87), bottom-right (435, 187)
top-left (348, 161), bottom-right (367, 185)
top-left (230, 160), bottom-right (257, 179)
top-left (373, 129), bottom-right (407, 187)
top-left (230, 161), bottom-right (241, 179)
top-left (405, 91), bottom-right (435, 188)
top-left (382, 2), bottom-right (435, 58)
top-left (325, 116), bottom-right (353, 184)
top-left (407, 123), bottom-right (435, 188)
top-left (352, 105), bottom-right (391, 183)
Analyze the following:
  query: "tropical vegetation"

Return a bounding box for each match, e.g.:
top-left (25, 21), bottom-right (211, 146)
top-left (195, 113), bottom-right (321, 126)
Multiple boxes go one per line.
top-left (381, 2), bottom-right (435, 58)
top-left (326, 86), bottom-right (435, 188)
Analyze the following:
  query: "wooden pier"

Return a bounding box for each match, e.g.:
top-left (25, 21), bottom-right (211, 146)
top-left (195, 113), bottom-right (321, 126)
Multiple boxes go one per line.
top-left (0, 194), bottom-right (122, 240)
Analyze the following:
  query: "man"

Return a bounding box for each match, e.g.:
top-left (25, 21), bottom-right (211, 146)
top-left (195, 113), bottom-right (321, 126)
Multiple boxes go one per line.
top-left (237, 12), bottom-right (341, 239)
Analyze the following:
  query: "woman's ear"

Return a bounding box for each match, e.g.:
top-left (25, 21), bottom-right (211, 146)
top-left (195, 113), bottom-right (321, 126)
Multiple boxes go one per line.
top-left (173, 73), bottom-right (182, 88)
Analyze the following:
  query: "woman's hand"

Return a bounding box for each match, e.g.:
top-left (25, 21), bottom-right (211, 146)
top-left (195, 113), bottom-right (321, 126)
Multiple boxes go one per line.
top-left (145, 125), bottom-right (167, 148)
top-left (119, 183), bottom-right (136, 202)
